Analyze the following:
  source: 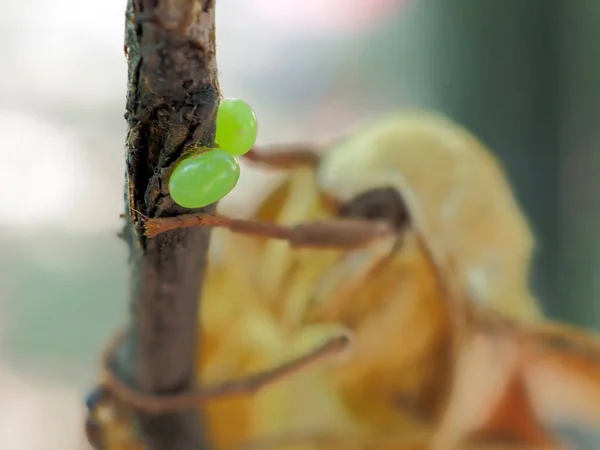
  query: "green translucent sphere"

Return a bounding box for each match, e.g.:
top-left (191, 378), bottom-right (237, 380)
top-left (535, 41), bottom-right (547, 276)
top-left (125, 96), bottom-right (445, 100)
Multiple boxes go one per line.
top-left (168, 148), bottom-right (240, 209)
top-left (215, 98), bottom-right (258, 156)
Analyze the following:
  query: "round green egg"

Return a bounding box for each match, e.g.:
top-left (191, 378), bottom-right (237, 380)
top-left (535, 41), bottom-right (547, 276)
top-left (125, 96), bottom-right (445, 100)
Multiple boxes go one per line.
top-left (168, 148), bottom-right (240, 209)
top-left (215, 98), bottom-right (258, 156)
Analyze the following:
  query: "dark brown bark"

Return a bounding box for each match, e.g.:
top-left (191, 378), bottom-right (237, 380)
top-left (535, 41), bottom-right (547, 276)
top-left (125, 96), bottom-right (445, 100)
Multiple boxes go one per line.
top-left (113, 0), bottom-right (219, 449)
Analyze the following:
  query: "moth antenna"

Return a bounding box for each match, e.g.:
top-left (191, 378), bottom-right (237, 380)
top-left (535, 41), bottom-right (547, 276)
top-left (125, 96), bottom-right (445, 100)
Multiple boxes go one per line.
top-left (390, 173), bottom-right (469, 336)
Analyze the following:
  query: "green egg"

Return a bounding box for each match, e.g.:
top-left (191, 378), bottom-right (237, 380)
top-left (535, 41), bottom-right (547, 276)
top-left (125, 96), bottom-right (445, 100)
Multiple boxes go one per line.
top-left (168, 148), bottom-right (240, 209)
top-left (215, 98), bottom-right (258, 156)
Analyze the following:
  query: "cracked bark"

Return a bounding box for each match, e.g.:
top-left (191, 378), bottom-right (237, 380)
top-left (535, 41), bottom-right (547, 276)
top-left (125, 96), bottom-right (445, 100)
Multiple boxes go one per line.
top-left (112, 0), bottom-right (219, 449)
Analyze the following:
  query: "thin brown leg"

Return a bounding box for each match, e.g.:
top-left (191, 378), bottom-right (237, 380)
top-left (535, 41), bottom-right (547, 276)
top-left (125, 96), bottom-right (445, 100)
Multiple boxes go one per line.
top-left (101, 329), bottom-right (349, 414)
top-left (304, 235), bottom-right (401, 323)
top-left (144, 213), bottom-right (395, 248)
top-left (237, 433), bottom-right (429, 450)
top-left (242, 144), bottom-right (321, 169)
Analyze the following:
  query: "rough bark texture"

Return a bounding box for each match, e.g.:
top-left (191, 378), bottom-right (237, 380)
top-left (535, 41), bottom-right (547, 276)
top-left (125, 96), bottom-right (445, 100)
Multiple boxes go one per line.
top-left (115, 0), bottom-right (219, 449)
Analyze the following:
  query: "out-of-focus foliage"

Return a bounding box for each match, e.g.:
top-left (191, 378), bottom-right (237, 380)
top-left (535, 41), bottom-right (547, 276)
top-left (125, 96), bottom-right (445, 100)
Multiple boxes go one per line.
top-left (91, 111), bottom-right (600, 449)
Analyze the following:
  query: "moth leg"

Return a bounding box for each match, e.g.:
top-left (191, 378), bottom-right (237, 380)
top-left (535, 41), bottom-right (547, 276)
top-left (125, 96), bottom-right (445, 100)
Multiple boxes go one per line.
top-left (303, 234), bottom-right (401, 323)
top-left (240, 432), bottom-right (430, 450)
top-left (101, 328), bottom-right (349, 414)
top-left (145, 213), bottom-right (396, 249)
top-left (242, 144), bottom-right (321, 170)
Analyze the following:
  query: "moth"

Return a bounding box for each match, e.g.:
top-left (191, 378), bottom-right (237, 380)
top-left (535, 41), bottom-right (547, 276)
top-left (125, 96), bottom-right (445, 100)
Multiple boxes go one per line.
top-left (89, 111), bottom-right (600, 450)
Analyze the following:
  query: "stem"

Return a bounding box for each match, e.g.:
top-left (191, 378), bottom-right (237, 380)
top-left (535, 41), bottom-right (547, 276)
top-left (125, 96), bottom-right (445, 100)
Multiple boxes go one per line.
top-left (113, 0), bottom-right (219, 449)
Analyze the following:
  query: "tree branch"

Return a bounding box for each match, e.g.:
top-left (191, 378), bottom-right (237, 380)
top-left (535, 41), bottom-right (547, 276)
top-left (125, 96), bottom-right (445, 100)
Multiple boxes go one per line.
top-left (112, 0), bottom-right (219, 449)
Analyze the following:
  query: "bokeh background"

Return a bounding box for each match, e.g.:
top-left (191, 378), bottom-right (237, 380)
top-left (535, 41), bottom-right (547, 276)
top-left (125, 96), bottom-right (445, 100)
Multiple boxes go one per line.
top-left (0, 0), bottom-right (599, 448)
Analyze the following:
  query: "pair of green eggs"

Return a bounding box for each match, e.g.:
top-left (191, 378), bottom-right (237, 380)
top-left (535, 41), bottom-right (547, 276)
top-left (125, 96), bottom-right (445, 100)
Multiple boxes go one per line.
top-left (168, 98), bottom-right (257, 209)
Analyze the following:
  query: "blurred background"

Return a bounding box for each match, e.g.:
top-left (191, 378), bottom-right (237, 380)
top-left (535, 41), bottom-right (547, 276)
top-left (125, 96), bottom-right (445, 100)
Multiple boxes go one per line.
top-left (0, 0), bottom-right (599, 448)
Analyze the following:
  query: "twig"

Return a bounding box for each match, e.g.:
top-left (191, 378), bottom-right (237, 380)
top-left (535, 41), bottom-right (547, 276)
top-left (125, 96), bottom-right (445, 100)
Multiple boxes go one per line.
top-left (110, 0), bottom-right (220, 449)
top-left (102, 331), bottom-right (350, 414)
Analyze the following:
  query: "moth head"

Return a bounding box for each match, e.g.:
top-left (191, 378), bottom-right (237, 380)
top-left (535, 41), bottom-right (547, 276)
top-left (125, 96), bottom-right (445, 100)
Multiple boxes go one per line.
top-left (338, 187), bottom-right (411, 232)
top-left (316, 111), bottom-right (537, 314)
